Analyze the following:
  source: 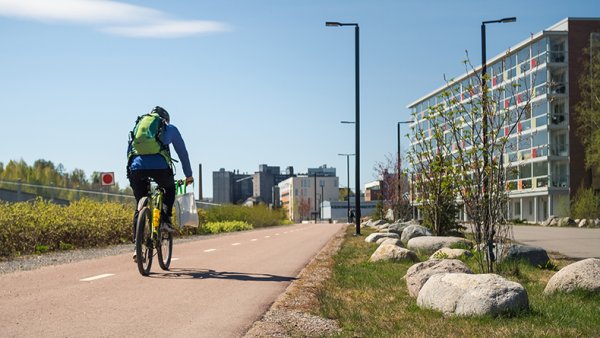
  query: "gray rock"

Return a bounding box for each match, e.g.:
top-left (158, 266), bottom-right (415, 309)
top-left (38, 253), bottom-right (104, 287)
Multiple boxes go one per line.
top-left (387, 222), bottom-right (410, 235)
top-left (405, 259), bottom-right (472, 298)
top-left (361, 219), bottom-right (374, 228)
top-left (401, 225), bottom-right (432, 243)
top-left (369, 244), bottom-right (418, 263)
top-left (505, 244), bottom-right (550, 267)
top-left (480, 243), bottom-right (549, 267)
top-left (595, 219), bottom-right (600, 228)
top-left (578, 219), bottom-right (587, 228)
top-left (376, 238), bottom-right (404, 247)
top-left (372, 219), bottom-right (386, 227)
top-left (558, 217), bottom-right (576, 227)
top-left (377, 223), bottom-right (391, 231)
top-left (544, 258), bottom-right (600, 294)
top-left (364, 232), bottom-right (400, 243)
top-left (407, 236), bottom-right (472, 254)
top-left (430, 248), bottom-right (473, 260)
top-left (550, 217), bottom-right (560, 226)
top-left (417, 273), bottom-right (529, 316)
top-left (542, 216), bottom-right (556, 227)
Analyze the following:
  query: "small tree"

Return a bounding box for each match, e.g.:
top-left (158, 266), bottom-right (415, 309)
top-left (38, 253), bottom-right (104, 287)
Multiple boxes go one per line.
top-left (338, 187), bottom-right (353, 202)
top-left (298, 197), bottom-right (311, 221)
top-left (409, 50), bottom-right (537, 272)
top-left (575, 41), bottom-right (600, 169)
top-left (571, 187), bottom-right (600, 220)
top-left (374, 155), bottom-right (411, 222)
top-left (407, 118), bottom-right (458, 236)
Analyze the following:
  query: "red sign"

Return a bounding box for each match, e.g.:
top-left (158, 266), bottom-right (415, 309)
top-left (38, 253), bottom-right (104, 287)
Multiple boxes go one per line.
top-left (101, 172), bottom-right (115, 186)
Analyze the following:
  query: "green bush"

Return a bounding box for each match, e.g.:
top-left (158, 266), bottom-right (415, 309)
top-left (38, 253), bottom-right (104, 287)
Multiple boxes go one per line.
top-left (571, 187), bottom-right (600, 220)
top-left (0, 199), bottom-right (289, 259)
top-left (0, 198), bottom-right (131, 258)
top-left (206, 204), bottom-right (289, 228)
top-left (201, 221), bottom-right (253, 234)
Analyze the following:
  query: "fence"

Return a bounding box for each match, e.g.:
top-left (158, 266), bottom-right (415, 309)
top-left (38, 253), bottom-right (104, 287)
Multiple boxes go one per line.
top-left (0, 179), bottom-right (220, 209)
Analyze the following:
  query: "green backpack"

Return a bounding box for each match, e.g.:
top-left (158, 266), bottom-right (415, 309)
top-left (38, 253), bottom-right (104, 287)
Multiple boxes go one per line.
top-left (128, 113), bottom-right (172, 164)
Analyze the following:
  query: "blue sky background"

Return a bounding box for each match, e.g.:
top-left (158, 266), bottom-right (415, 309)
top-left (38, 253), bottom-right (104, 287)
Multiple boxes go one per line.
top-left (1, 0), bottom-right (598, 197)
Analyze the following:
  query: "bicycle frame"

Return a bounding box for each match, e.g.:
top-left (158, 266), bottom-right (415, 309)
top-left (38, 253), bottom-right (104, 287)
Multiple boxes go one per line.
top-left (149, 185), bottom-right (163, 239)
top-left (135, 179), bottom-right (174, 276)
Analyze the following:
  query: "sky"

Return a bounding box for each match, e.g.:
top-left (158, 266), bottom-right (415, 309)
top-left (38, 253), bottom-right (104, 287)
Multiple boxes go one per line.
top-left (1, 0), bottom-right (598, 198)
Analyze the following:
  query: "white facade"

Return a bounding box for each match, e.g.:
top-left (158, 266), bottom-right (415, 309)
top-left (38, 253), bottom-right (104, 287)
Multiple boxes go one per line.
top-left (279, 175), bottom-right (339, 222)
top-left (408, 18), bottom-right (600, 223)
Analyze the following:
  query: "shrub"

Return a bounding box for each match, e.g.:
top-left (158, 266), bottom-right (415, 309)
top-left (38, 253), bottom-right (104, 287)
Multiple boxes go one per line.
top-left (0, 198), bottom-right (131, 258)
top-left (571, 187), bottom-right (600, 220)
top-left (206, 204), bottom-right (289, 228)
top-left (0, 199), bottom-right (289, 259)
top-left (202, 221), bottom-right (253, 234)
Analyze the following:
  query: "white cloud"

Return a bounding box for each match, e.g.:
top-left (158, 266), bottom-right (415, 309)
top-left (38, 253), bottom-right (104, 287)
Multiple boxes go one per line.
top-left (0, 0), bottom-right (230, 38)
top-left (103, 20), bottom-right (231, 38)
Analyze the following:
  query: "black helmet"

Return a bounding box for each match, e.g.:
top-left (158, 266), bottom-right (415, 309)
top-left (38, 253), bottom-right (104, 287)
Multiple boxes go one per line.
top-left (152, 106), bottom-right (170, 123)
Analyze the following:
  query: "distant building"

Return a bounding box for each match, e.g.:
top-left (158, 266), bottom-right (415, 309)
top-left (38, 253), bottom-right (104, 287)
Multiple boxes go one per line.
top-left (213, 165), bottom-right (294, 205)
top-left (253, 165), bottom-right (294, 206)
top-left (308, 164), bottom-right (336, 177)
top-left (408, 17), bottom-right (600, 222)
top-left (321, 198), bottom-right (378, 222)
top-left (212, 168), bottom-right (253, 204)
top-left (364, 181), bottom-right (382, 202)
top-left (279, 174), bottom-right (339, 222)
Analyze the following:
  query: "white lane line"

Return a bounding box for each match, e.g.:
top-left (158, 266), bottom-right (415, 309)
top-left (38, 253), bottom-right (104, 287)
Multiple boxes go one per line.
top-left (80, 274), bottom-right (114, 282)
top-left (250, 239), bottom-right (258, 242)
top-left (171, 258), bottom-right (180, 261)
top-left (232, 243), bottom-right (241, 246)
top-left (204, 249), bottom-right (216, 253)
top-left (265, 236), bottom-right (271, 238)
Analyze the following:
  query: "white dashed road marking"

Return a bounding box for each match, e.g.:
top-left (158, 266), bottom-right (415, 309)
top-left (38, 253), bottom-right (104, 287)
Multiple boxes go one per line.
top-left (265, 236), bottom-right (271, 238)
top-left (232, 243), bottom-right (241, 246)
top-left (204, 249), bottom-right (216, 253)
top-left (171, 258), bottom-right (180, 261)
top-left (250, 239), bottom-right (258, 242)
top-left (80, 274), bottom-right (114, 282)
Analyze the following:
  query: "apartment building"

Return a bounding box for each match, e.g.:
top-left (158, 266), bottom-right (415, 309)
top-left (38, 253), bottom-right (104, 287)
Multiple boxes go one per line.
top-left (279, 170), bottom-right (339, 222)
top-left (408, 18), bottom-right (600, 223)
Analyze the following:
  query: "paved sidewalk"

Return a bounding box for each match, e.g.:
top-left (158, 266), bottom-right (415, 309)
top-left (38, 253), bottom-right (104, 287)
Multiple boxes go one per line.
top-left (512, 225), bottom-right (600, 259)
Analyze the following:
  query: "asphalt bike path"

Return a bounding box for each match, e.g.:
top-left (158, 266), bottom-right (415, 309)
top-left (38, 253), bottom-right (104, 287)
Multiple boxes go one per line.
top-left (0, 222), bottom-right (344, 337)
top-left (511, 225), bottom-right (600, 259)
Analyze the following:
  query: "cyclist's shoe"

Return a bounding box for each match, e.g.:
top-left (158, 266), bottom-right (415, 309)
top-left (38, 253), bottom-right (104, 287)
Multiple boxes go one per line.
top-left (132, 252), bottom-right (137, 263)
top-left (160, 218), bottom-right (178, 234)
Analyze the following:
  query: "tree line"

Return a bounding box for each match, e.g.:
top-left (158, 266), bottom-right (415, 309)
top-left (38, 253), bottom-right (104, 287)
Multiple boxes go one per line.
top-left (0, 159), bottom-right (131, 201)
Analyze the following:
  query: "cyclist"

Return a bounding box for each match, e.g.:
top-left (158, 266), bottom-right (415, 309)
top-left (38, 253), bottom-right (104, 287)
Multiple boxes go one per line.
top-left (127, 106), bottom-right (194, 245)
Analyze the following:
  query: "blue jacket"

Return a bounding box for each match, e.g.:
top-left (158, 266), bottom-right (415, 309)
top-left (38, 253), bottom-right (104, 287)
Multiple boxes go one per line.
top-left (128, 124), bottom-right (193, 178)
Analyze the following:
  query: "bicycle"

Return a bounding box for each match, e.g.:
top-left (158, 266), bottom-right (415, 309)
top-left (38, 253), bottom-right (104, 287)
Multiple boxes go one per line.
top-left (135, 179), bottom-right (186, 276)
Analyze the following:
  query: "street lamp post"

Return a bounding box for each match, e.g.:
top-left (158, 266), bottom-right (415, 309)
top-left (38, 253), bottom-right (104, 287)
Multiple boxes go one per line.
top-left (320, 180), bottom-right (325, 221)
top-left (338, 153), bottom-right (355, 223)
top-left (327, 21), bottom-right (361, 235)
top-left (481, 17), bottom-right (516, 261)
top-left (397, 120), bottom-right (412, 220)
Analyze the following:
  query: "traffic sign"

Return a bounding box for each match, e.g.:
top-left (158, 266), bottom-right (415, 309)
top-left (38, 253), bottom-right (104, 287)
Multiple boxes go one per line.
top-left (101, 172), bottom-right (115, 186)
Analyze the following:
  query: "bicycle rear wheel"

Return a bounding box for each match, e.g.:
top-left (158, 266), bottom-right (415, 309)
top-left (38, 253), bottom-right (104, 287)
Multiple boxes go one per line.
top-left (157, 229), bottom-right (173, 270)
top-left (135, 207), bottom-right (153, 276)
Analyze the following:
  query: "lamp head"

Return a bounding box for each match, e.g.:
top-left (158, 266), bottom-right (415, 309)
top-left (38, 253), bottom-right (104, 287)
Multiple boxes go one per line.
top-left (326, 22), bottom-right (341, 27)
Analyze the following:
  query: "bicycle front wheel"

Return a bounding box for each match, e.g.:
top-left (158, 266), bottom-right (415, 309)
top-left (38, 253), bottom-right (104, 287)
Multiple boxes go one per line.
top-left (157, 229), bottom-right (173, 270)
top-left (135, 207), bottom-right (153, 276)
